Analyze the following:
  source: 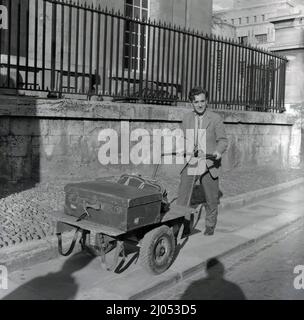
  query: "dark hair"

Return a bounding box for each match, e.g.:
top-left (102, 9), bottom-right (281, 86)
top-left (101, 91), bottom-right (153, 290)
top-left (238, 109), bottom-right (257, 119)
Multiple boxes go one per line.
top-left (188, 86), bottom-right (209, 102)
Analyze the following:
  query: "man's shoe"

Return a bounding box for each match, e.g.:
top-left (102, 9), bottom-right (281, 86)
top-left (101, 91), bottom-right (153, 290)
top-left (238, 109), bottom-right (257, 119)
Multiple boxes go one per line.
top-left (204, 227), bottom-right (214, 236)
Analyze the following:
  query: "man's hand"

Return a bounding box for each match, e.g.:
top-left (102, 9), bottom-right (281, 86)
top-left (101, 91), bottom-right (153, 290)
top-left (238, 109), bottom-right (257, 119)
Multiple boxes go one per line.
top-left (193, 147), bottom-right (205, 158)
top-left (213, 151), bottom-right (222, 160)
top-left (197, 150), bottom-right (206, 158)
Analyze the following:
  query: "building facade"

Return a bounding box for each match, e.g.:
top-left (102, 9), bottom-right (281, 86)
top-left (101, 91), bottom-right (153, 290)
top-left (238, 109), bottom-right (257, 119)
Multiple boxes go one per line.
top-left (77, 0), bottom-right (213, 32)
top-left (0, 0), bottom-right (212, 94)
top-left (213, 0), bottom-right (303, 49)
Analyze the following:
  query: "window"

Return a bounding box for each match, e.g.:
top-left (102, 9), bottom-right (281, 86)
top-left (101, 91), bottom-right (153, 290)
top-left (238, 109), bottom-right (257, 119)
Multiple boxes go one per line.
top-left (239, 17), bottom-right (242, 24)
top-left (262, 14), bottom-right (265, 21)
top-left (124, 0), bottom-right (149, 70)
top-left (238, 36), bottom-right (248, 45)
top-left (246, 17), bottom-right (249, 23)
top-left (231, 19), bottom-right (234, 24)
top-left (255, 33), bottom-right (267, 44)
top-left (254, 16), bottom-right (257, 23)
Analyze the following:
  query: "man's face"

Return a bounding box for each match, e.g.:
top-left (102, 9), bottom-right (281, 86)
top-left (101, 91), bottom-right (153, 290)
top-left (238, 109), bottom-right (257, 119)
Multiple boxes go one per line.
top-left (192, 92), bottom-right (207, 115)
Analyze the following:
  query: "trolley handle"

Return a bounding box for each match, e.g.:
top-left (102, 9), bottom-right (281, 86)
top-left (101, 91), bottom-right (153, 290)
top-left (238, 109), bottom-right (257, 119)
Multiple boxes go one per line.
top-left (160, 152), bottom-right (217, 160)
top-left (152, 152), bottom-right (217, 179)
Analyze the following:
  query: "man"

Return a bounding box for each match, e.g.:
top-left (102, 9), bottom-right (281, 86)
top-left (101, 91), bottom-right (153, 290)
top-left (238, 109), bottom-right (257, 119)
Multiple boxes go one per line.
top-left (177, 86), bottom-right (228, 236)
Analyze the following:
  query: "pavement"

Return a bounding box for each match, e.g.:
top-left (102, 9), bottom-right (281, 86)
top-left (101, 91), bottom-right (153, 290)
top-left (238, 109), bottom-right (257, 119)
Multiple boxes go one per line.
top-left (1, 180), bottom-right (304, 300)
top-left (2, 164), bottom-right (304, 251)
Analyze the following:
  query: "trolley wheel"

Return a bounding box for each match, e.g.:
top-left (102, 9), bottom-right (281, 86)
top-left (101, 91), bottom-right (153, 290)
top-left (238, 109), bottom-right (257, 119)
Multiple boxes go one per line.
top-left (139, 225), bottom-right (176, 275)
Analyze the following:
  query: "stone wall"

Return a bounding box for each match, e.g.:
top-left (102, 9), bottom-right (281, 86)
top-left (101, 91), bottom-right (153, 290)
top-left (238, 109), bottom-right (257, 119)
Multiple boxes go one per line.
top-left (0, 96), bottom-right (298, 184)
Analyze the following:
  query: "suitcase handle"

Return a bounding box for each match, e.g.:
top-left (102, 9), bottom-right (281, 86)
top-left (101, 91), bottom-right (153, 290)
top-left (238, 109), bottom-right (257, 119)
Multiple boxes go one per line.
top-left (84, 201), bottom-right (101, 210)
top-left (76, 201), bottom-right (100, 222)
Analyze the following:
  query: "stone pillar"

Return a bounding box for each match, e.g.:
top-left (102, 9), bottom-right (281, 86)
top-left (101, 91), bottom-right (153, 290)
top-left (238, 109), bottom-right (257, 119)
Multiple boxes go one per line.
top-left (270, 13), bottom-right (304, 167)
top-left (285, 104), bottom-right (302, 168)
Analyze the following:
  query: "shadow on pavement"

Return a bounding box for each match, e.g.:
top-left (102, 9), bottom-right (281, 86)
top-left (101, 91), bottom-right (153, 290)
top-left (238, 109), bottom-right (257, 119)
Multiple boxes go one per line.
top-left (171, 206), bottom-right (202, 266)
top-left (181, 258), bottom-right (246, 300)
top-left (2, 253), bottom-right (95, 300)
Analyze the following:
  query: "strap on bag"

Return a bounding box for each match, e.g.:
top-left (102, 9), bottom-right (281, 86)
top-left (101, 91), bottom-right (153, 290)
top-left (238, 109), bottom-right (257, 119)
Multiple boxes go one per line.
top-left (57, 227), bottom-right (82, 257)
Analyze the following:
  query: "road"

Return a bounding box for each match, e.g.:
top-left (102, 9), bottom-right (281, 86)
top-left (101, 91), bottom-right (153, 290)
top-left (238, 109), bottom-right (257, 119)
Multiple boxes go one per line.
top-left (149, 221), bottom-right (304, 300)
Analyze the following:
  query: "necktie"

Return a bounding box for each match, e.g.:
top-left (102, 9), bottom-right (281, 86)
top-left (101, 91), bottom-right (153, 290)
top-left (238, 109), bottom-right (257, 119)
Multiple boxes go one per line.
top-left (194, 114), bottom-right (203, 148)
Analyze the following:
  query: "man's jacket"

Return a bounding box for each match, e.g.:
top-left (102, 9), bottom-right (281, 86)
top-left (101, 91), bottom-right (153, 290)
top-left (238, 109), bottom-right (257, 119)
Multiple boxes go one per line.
top-left (181, 109), bottom-right (228, 178)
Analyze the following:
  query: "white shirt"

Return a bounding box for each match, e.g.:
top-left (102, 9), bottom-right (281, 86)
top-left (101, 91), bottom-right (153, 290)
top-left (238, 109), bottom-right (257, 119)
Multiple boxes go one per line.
top-left (188, 112), bottom-right (207, 176)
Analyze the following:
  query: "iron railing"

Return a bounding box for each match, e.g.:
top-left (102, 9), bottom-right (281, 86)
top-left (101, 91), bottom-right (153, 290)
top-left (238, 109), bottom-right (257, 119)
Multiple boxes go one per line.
top-left (0, 0), bottom-right (287, 112)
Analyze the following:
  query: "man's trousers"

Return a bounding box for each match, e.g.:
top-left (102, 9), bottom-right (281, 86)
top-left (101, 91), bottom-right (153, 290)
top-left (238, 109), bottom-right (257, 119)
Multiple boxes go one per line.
top-left (177, 168), bottom-right (219, 229)
top-left (199, 171), bottom-right (219, 228)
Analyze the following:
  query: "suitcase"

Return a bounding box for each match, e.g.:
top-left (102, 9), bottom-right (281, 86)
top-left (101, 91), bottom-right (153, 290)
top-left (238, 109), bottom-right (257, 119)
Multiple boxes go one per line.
top-left (64, 178), bottom-right (163, 232)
